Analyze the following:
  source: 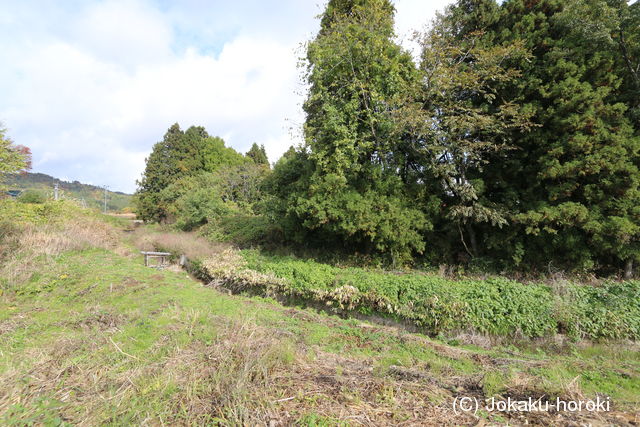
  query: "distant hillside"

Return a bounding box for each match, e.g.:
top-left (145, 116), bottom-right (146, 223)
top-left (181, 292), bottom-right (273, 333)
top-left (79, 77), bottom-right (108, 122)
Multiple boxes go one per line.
top-left (3, 172), bottom-right (133, 212)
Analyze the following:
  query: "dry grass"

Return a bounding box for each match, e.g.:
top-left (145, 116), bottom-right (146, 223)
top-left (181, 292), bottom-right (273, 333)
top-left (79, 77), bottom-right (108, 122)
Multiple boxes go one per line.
top-left (276, 351), bottom-right (450, 425)
top-left (2, 206), bottom-right (638, 425)
top-left (19, 219), bottom-right (117, 256)
top-left (131, 229), bottom-right (227, 261)
top-left (163, 318), bottom-right (295, 425)
top-left (0, 217), bottom-right (120, 289)
top-left (0, 312), bottom-right (294, 426)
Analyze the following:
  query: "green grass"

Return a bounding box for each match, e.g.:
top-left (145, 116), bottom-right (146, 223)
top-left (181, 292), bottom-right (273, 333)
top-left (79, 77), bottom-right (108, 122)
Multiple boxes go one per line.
top-left (1, 202), bottom-right (639, 424)
top-left (1, 247), bottom-right (638, 424)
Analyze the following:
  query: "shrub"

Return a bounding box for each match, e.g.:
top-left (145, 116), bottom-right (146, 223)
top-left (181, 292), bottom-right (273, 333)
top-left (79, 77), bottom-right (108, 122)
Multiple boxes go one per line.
top-left (191, 248), bottom-right (640, 341)
top-left (203, 214), bottom-right (283, 248)
top-left (17, 190), bottom-right (47, 204)
top-left (561, 280), bottom-right (640, 340)
top-left (241, 253), bottom-right (558, 337)
top-left (174, 188), bottom-right (230, 231)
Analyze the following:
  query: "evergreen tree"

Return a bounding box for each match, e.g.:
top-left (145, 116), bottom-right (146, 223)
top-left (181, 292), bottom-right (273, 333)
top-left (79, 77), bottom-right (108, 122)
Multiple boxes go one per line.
top-left (135, 123), bottom-right (185, 222)
top-left (558, 0), bottom-right (640, 127)
top-left (477, 0), bottom-right (640, 274)
top-left (413, 7), bottom-right (534, 258)
top-left (135, 124), bottom-right (246, 222)
top-left (245, 143), bottom-right (269, 166)
top-left (202, 137), bottom-right (247, 172)
top-left (271, 0), bottom-right (428, 263)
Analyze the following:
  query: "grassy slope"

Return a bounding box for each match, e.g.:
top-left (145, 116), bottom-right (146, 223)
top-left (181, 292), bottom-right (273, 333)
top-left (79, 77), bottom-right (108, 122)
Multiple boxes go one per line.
top-left (3, 172), bottom-right (132, 211)
top-left (0, 205), bottom-right (639, 425)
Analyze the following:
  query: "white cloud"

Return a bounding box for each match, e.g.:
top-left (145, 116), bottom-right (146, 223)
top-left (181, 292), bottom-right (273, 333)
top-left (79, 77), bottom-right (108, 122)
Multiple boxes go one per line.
top-left (395, 0), bottom-right (453, 56)
top-left (0, 0), bottom-right (450, 193)
top-left (71, 0), bottom-right (173, 67)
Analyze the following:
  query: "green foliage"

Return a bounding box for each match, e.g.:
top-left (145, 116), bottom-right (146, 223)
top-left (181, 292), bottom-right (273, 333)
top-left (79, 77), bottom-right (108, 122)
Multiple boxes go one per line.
top-left (174, 187), bottom-right (231, 231)
top-left (265, 0), bottom-right (429, 263)
top-left (203, 214), bottom-right (282, 247)
top-left (154, 161), bottom-right (271, 231)
top-left (135, 124), bottom-right (249, 223)
top-left (560, 280), bottom-right (640, 340)
top-left (489, 0), bottom-right (640, 273)
top-left (407, 0), bottom-right (640, 274)
top-left (413, 16), bottom-right (535, 256)
top-left (135, 123), bottom-right (185, 222)
top-left (202, 136), bottom-right (248, 172)
top-left (245, 143), bottom-right (269, 166)
top-left (0, 199), bottom-right (69, 226)
top-left (135, 0), bottom-right (640, 276)
top-left (155, 172), bottom-right (219, 228)
top-left (216, 163), bottom-right (270, 212)
top-left (241, 252), bottom-right (556, 337)
top-left (235, 251), bottom-right (640, 340)
top-left (0, 124), bottom-right (31, 189)
top-left (17, 189), bottom-right (46, 204)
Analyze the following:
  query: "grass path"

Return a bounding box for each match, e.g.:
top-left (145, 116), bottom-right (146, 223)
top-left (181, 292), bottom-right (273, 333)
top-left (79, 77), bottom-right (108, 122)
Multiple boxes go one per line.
top-left (1, 243), bottom-right (639, 425)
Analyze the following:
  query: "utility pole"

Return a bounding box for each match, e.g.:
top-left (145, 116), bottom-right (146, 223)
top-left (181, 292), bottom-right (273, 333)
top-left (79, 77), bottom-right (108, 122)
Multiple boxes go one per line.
top-left (54, 183), bottom-right (59, 201)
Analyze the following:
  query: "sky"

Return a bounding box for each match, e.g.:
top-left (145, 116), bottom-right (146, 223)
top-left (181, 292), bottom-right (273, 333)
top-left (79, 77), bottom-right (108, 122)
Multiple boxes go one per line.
top-left (0, 0), bottom-right (452, 193)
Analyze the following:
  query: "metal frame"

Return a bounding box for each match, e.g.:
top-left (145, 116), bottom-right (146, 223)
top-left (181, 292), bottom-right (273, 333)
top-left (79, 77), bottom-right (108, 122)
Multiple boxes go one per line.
top-left (140, 251), bottom-right (171, 268)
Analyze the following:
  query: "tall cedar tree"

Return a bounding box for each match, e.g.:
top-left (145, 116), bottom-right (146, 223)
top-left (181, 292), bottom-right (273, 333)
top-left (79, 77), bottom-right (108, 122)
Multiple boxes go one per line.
top-left (274, 0), bottom-right (429, 263)
top-left (136, 124), bottom-right (186, 222)
top-left (471, 0), bottom-right (640, 274)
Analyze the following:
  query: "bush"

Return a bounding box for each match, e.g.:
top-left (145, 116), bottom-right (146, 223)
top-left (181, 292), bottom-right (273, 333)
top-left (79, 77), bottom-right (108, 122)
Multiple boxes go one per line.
top-left (0, 199), bottom-right (66, 225)
top-left (561, 280), bottom-right (640, 340)
top-left (192, 248), bottom-right (640, 341)
top-left (174, 188), bottom-right (230, 231)
top-left (17, 190), bottom-right (47, 204)
top-left (241, 253), bottom-right (558, 337)
top-left (203, 214), bottom-right (283, 247)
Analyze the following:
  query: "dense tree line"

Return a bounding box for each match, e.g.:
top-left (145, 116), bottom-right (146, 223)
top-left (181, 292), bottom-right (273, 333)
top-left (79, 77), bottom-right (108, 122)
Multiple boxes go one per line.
top-left (134, 124), bottom-right (269, 228)
top-left (266, 0), bottom-right (640, 275)
top-left (136, 0), bottom-right (639, 276)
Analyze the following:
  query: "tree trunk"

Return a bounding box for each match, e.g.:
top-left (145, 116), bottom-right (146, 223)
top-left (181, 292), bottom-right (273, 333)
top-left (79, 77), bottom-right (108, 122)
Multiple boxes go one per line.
top-left (465, 223), bottom-right (479, 257)
top-left (624, 259), bottom-right (634, 279)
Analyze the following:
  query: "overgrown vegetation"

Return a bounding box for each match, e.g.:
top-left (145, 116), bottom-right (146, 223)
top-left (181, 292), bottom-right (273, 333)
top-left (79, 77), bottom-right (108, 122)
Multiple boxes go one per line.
top-left (0, 201), bottom-right (121, 290)
top-left (134, 0), bottom-right (640, 279)
top-left (3, 0), bottom-right (640, 424)
top-left (180, 249), bottom-right (639, 341)
top-left (1, 200), bottom-right (638, 425)
top-left (134, 124), bottom-right (269, 225)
